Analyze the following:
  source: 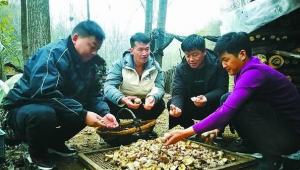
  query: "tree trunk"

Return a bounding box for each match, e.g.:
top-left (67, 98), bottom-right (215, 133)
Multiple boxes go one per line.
top-left (157, 0), bottom-right (167, 30)
top-left (0, 53), bottom-right (5, 81)
top-left (27, 0), bottom-right (51, 57)
top-left (0, 41), bottom-right (6, 81)
top-left (155, 0), bottom-right (168, 66)
top-left (21, 0), bottom-right (29, 62)
top-left (87, 0), bottom-right (90, 20)
top-left (144, 0), bottom-right (153, 36)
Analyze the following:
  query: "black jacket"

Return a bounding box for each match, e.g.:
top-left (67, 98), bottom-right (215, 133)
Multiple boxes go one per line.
top-left (4, 36), bottom-right (109, 122)
top-left (171, 50), bottom-right (229, 112)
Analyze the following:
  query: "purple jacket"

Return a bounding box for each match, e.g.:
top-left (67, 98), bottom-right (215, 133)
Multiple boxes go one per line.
top-left (193, 57), bottom-right (300, 135)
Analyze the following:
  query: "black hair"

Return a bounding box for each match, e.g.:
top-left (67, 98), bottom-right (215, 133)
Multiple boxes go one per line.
top-left (130, 32), bottom-right (151, 48)
top-left (214, 32), bottom-right (252, 58)
top-left (72, 20), bottom-right (105, 42)
top-left (181, 34), bottom-right (205, 52)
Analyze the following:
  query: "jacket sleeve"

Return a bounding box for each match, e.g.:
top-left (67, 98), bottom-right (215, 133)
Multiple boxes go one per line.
top-left (28, 49), bottom-right (87, 122)
top-left (204, 63), bottom-right (229, 104)
top-left (85, 67), bottom-right (110, 116)
top-left (147, 62), bottom-right (165, 104)
top-left (104, 60), bottom-right (125, 106)
top-left (171, 65), bottom-right (185, 110)
top-left (193, 68), bottom-right (265, 134)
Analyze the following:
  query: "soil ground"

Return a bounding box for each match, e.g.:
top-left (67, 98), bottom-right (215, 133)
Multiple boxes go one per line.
top-left (0, 94), bottom-right (258, 170)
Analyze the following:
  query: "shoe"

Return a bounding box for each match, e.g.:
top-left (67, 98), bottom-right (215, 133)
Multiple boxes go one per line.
top-left (48, 143), bottom-right (77, 157)
top-left (26, 153), bottom-right (56, 170)
top-left (282, 158), bottom-right (300, 170)
top-left (149, 130), bottom-right (158, 139)
top-left (216, 132), bottom-right (223, 140)
top-left (223, 144), bottom-right (262, 158)
top-left (188, 134), bottom-right (200, 141)
top-left (257, 156), bottom-right (282, 170)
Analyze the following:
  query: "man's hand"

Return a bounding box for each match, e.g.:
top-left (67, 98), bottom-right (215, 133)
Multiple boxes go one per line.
top-left (194, 95), bottom-right (207, 107)
top-left (85, 111), bottom-right (105, 127)
top-left (201, 129), bottom-right (219, 144)
top-left (121, 96), bottom-right (140, 109)
top-left (143, 96), bottom-right (155, 110)
top-left (163, 127), bottom-right (196, 146)
top-left (102, 113), bottom-right (119, 129)
top-left (85, 111), bottom-right (118, 129)
top-left (169, 104), bottom-right (182, 117)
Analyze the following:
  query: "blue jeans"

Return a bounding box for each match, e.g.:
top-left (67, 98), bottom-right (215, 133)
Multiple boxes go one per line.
top-left (7, 104), bottom-right (86, 157)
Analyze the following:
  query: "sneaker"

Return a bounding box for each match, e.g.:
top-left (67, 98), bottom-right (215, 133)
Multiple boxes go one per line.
top-left (223, 144), bottom-right (262, 158)
top-left (257, 156), bottom-right (282, 170)
top-left (48, 144), bottom-right (77, 157)
top-left (150, 131), bottom-right (158, 137)
top-left (26, 153), bottom-right (55, 170)
top-left (282, 157), bottom-right (300, 170)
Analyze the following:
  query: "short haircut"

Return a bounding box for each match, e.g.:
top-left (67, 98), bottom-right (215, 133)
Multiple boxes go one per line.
top-left (214, 32), bottom-right (252, 58)
top-left (181, 34), bottom-right (206, 52)
top-left (130, 32), bottom-right (151, 48)
top-left (72, 20), bottom-right (105, 42)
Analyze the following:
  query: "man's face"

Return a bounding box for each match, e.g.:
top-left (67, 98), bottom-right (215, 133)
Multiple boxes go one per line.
top-left (130, 42), bottom-right (150, 65)
top-left (185, 50), bottom-right (206, 69)
top-left (72, 34), bottom-right (102, 62)
top-left (220, 51), bottom-right (245, 75)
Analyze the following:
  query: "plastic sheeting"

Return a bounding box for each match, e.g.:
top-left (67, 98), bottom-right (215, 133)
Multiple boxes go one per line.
top-left (150, 28), bottom-right (220, 53)
top-left (220, 0), bottom-right (300, 34)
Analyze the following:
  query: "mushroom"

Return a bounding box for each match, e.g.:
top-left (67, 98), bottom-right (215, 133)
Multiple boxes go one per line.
top-left (134, 98), bottom-right (142, 104)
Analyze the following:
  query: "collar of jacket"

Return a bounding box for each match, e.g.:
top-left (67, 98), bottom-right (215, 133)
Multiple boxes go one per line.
top-left (122, 50), bottom-right (156, 70)
top-left (67, 36), bottom-right (105, 68)
top-left (182, 50), bottom-right (218, 70)
top-left (181, 50), bottom-right (219, 92)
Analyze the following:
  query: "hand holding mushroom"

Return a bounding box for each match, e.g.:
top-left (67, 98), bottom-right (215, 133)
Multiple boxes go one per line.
top-left (85, 111), bottom-right (118, 129)
top-left (192, 95), bottom-right (207, 107)
top-left (120, 96), bottom-right (140, 109)
top-left (169, 104), bottom-right (182, 117)
top-left (143, 96), bottom-right (155, 110)
top-left (163, 127), bottom-right (196, 146)
top-left (201, 129), bottom-right (219, 144)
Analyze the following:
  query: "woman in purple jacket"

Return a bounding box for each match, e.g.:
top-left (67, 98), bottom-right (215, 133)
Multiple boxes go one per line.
top-left (164, 32), bottom-right (300, 170)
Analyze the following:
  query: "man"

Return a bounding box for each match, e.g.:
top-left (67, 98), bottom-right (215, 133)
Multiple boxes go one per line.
top-left (168, 34), bottom-right (228, 129)
top-left (3, 20), bottom-right (118, 170)
top-left (164, 32), bottom-right (300, 170)
top-left (104, 32), bottom-right (165, 124)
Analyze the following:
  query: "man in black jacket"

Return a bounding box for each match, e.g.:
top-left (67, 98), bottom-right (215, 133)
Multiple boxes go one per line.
top-left (168, 34), bottom-right (228, 129)
top-left (3, 20), bottom-right (118, 170)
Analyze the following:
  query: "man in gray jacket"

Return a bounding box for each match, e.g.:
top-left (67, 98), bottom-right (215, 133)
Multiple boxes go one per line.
top-left (104, 32), bottom-right (165, 123)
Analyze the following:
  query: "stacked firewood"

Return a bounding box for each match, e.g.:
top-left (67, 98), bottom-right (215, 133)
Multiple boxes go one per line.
top-left (249, 8), bottom-right (300, 92)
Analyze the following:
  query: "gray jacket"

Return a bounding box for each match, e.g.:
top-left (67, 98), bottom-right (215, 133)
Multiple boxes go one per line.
top-left (104, 51), bottom-right (165, 106)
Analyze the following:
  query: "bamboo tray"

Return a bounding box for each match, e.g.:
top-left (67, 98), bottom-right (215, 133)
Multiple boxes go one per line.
top-left (78, 140), bottom-right (256, 170)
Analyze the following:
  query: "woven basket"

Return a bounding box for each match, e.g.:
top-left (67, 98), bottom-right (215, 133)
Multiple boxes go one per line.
top-left (96, 108), bottom-right (156, 146)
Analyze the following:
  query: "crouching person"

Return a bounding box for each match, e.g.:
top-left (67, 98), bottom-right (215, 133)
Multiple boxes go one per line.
top-left (163, 32), bottom-right (300, 170)
top-left (104, 32), bottom-right (165, 136)
top-left (3, 20), bottom-right (118, 170)
top-left (168, 34), bottom-right (228, 129)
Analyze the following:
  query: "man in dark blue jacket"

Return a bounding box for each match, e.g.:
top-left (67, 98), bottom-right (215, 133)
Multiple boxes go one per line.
top-left (168, 34), bottom-right (228, 129)
top-left (3, 20), bottom-right (118, 170)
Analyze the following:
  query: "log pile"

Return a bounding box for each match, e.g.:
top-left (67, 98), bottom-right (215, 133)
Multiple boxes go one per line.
top-left (249, 8), bottom-right (300, 92)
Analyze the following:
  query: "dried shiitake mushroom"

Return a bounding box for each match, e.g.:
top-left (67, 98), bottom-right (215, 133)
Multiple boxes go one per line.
top-left (134, 98), bottom-right (142, 104)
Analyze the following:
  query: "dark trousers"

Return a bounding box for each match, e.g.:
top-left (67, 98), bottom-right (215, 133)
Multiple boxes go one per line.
top-left (221, 93), bottom-right (300, 158)
top-left (106, 99), bottom-right (165, 120)
top-left (167, 99), bottom-right (212, 129)
top-left (6, 103), bottom-right (103, 157)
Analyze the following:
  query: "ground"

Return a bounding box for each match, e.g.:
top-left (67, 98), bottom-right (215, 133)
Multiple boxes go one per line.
top-left (0, 94), bottom-right (247, 170)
